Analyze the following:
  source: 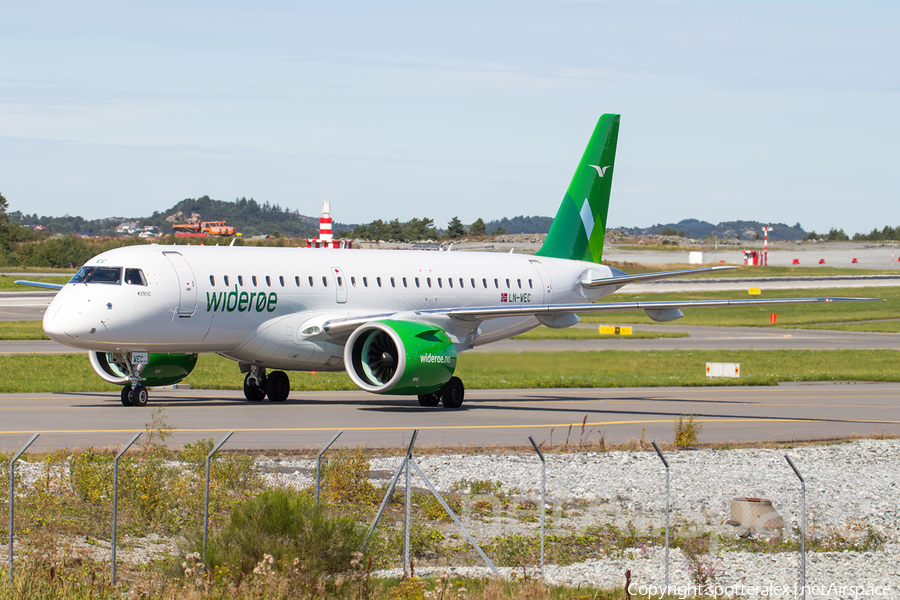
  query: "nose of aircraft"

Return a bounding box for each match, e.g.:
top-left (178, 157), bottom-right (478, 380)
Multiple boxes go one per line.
top-left (42, 288), bottom-right (98, 346)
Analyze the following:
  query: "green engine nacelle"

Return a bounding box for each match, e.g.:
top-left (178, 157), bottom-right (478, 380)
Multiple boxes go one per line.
top-left (344, 320), bottom-right (458, 395)
top-left (89, 352), bottom-right (199, 387)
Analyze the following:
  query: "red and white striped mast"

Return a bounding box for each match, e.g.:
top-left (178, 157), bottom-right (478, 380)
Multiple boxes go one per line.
top-left (319, 201), bottom-right (334, 245)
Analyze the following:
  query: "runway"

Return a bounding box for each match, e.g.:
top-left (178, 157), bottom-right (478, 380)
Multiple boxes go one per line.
top-left (1, 382), bottom-right (897, 451)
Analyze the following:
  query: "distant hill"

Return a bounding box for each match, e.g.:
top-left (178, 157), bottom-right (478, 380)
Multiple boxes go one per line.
top-left (141, 196), bottom-right (360, 238)
top-left (9, 195), bottom-right (810, 241)
top-left (615, 219), bottom-right (808, 241)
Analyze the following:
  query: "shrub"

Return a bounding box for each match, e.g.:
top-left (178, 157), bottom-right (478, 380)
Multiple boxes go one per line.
top-left (674, 414), bottom-right (703, 449)
top-left (199, 488), bottom-right (366, 578)
top-left (320, 448), bottom-right (380, 505)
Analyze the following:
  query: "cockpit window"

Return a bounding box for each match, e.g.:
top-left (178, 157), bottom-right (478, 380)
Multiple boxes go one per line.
top-left (124, 268), bottom-right (147, 286)
top-left (70, 266), bottom-right (122, 285)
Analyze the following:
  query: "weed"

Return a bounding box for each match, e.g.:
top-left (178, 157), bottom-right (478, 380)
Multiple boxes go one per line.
top-left (141, 405), bottom-right (175, 455)
top-left (416, 491), bottom-right (462, 522)
top-left (674, 414), bottom-right (703, 449)
top-left (321, 448), bottom-right (380, 505)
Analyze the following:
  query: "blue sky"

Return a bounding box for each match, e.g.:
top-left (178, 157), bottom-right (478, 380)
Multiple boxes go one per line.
top-left (1, 0), bottom-right (898, 235)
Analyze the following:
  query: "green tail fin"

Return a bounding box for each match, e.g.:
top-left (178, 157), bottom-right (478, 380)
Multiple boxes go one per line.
top-left (535, 114), bottom-right (620, 263)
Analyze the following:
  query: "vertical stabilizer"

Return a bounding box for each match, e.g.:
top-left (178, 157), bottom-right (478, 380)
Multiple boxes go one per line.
top-left (535, 114), bottom-right (620, 263)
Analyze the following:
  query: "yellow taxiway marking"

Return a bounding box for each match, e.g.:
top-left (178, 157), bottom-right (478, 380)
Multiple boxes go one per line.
top-left (2, 417), bottom-right (899, 436)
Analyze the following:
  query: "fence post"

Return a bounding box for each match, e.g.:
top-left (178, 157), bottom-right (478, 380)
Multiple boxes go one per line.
top-left (360, 432), bottom-right (417, 552)
top-left (785, 454), bottom-right (806, 600)
top-left (111, 432), bottom-right (142, 586)
top-left (7, 433), bottom-right (39, 583)
top-left (202, 431), bottom-right (234, 561)
top-left (403, 430), bottom-right (418, 577)
top-left (528, 435), bottom-right (546, 574)
top-left (315, 430), bottom-right (343, 507)
top-left (652, 441), bottom-right (670, 591)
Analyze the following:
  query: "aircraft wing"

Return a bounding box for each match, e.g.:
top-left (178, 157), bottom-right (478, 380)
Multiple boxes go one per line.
top-left (321, 296), bottom-right (881, 334)
top-left (581, 265), bottom-right (736, 288)
top-left (14, 280), bottom-right (65, 290)
top-left (421, 297), bottom-right (881, 322)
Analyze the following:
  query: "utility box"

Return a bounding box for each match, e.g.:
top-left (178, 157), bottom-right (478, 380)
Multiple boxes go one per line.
top-left (689, 251), bottom-right (704, 264)
top-left (706, 362), bottom-right (740, 378)
top-left (743, 250), bottom-right (759, 265)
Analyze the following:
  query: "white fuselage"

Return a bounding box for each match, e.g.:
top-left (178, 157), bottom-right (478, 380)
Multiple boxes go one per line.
top-left (43, 245), bottom-right (616, 371)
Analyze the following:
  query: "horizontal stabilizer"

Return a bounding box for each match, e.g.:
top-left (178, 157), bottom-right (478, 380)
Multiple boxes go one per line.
top-left (581, 266), bottom-right (736, 288)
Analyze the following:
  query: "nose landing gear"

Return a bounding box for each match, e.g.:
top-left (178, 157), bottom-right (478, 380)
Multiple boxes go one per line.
top-left (121, 384), bottom-right (149, 407)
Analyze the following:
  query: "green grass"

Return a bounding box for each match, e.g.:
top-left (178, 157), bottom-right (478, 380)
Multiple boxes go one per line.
top-left (0, 321), bottom-right (49, 340)
top-left (3, 349), bottom-right (900, 394)
top-left (583, 286), bottom-right (900, 327)
top-left (513, 327), bottom-right (688, 340)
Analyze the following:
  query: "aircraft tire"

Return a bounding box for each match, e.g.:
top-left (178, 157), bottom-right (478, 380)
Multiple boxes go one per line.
top-left (440, 377), bottom-right (465, 409)
top-left (131, 385), bottom-right (149, 407)
top-left (266, 371), bottom-right (290, 402)
top-left (243, 374), bottom-right (267, 402)
top-left (417, 392), bottom-right (441, 407)
top-left (121, 386), bottom-right (134, 407)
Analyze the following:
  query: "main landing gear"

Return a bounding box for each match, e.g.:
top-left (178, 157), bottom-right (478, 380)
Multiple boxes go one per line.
top-left (243, 367), bottom-right (290, 402)
top-left (418, 376), bottom-right (465, 409)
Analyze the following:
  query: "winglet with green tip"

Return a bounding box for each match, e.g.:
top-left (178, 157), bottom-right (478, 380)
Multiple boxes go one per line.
top-left (535, 113), bottom-right (620, 263)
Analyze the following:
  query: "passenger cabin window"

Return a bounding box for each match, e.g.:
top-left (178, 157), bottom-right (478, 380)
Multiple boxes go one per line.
top-left (363, 277), bottom-right (368, 287)
top-left (308, 276), bottom-right (314, 287)
top-left (237, 276), bottom-right (243, 286)
top-left (351, 277), bottom-right (356, 287)
top-left (279, 276), bottom-right (285, 287)
top-left (322, 276), bottom-right (329, 287)
top-left (70, 266), bottom-right (122, 285)
top-left (265, 276), bottom-right (271, 287)
top-left (447, 278), bottom-right (452, 288)
top-left (425, 277), bottom-right (430, 288)
top-left (209, 276), bottom-right (216, 286)
top-left (225, 275), bottom-right (231, 286)
top-left (337, 276), bottom-right (343, 286)
top-left (378, 277), bottom-right (384, 287)
top-left (528, 279), bottom-right (533, 289)
top-left (295, 276), bottom-right (301, 287)
top-left (482, 278), bottom-right (487, 288)
top-left (505, 278), bottom-right (510, 289)
top-left (252, 276), bottom-right (258, 287)
top-left (517, 279), bottom-right (522, 289)
top-left (414, 277), bottom-right (419, 288)
top-left (124, 268), bottom-right (147, 286)
top-left (494, 278), bottom-right (499, 289)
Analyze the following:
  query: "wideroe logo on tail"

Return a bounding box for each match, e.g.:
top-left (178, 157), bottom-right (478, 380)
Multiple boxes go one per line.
top-left (206, 285), bottom-right (278, 313)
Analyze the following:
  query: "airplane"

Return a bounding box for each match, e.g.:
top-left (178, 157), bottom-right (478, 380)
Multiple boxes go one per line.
top-left (17, 114), bottom-right (878, 408)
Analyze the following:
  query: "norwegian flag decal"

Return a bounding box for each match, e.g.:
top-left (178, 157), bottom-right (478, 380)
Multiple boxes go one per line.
top-left (500, 293), bottom-right (508, 302)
